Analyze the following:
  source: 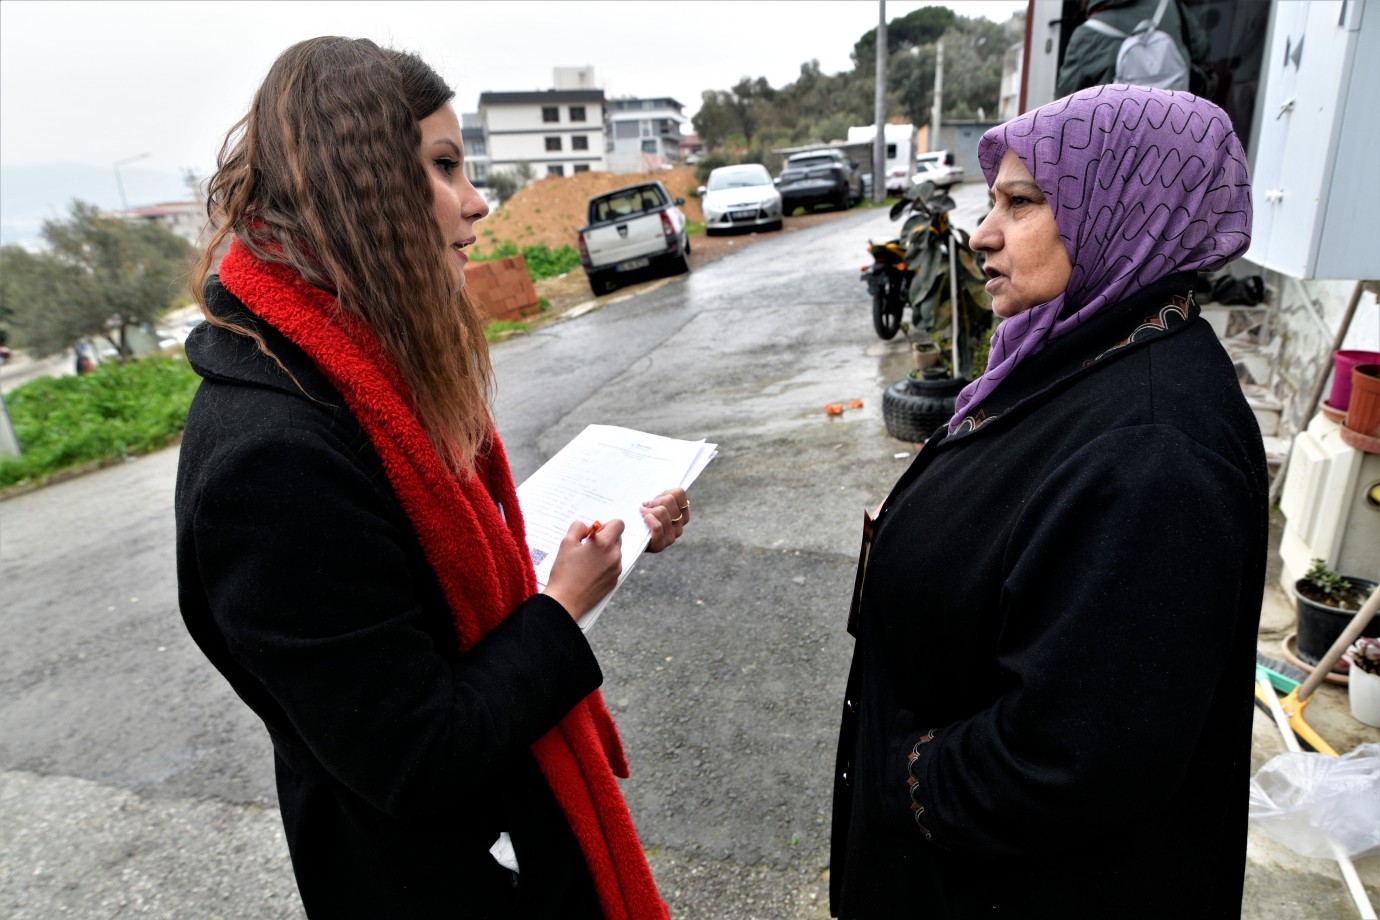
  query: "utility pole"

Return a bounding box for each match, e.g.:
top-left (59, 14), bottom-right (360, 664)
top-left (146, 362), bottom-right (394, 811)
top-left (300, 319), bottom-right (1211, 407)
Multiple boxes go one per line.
top-left (930, 38), bottom-right (944, 153)
top-left (113, 153), bottom-right (151, 212)
top-left (873, 0), bottom-right (887, 203)
top-left (0, 392), bottom-right (19, 458)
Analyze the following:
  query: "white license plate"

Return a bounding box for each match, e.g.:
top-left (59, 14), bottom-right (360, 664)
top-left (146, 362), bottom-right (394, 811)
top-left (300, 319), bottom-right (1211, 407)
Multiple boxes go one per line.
top-left (731, 210), bottom-right (756, 220)
top-left (617, 257), bottom-right (650, 271)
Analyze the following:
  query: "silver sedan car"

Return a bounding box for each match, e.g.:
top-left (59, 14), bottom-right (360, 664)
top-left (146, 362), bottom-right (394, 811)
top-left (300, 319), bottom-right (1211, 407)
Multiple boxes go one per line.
top-left (698, 163), bottom-right (784, 235)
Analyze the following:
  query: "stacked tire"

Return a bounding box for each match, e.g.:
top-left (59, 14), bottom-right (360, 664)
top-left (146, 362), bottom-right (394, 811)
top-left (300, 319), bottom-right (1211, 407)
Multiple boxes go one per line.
top-left (882, 372), bottom-right (967, 443)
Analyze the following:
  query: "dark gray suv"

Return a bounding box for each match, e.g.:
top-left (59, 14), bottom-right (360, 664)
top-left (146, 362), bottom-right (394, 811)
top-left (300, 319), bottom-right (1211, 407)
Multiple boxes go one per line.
top-left (777, 150), bottom-right (863, 214)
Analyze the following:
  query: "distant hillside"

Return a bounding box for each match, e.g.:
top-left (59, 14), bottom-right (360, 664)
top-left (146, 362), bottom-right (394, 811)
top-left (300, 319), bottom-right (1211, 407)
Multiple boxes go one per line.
top-left (0, 163), bottom-right (189, 246)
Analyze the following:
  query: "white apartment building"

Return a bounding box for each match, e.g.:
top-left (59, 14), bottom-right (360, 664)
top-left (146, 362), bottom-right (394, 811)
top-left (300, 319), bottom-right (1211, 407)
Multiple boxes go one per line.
top-left (605, 97), bottom-right (688, 173)
top-left (478, 89), bottom-right (607, 178)
top-left (115, 201), bottom-right (208, 248)
top-left (460, 112), bottom-right (489, 186)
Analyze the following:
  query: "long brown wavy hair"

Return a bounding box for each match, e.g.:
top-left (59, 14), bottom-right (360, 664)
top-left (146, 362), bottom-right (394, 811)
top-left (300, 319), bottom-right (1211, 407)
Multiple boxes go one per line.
top-left (194, 37), bottom-right (493, 475)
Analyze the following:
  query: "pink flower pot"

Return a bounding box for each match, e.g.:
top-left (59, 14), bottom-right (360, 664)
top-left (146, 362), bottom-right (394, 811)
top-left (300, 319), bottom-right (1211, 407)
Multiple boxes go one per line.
top-left (1326, 350), bottom-right (1380, 413)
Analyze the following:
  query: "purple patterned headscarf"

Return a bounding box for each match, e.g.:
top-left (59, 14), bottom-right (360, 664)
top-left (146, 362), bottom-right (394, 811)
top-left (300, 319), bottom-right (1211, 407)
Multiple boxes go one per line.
top-left (948, 84), bottom-right (1252, 431)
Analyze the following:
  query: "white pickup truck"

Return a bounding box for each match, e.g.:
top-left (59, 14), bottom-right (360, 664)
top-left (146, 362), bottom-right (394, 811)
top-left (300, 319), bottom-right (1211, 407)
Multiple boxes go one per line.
top-left (576, 181), bottom-right (690, 296)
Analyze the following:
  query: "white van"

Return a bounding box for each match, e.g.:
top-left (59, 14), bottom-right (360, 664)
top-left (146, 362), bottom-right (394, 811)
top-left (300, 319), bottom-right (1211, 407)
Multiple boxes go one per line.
top-left (847, 124), bottom-right (917, 194)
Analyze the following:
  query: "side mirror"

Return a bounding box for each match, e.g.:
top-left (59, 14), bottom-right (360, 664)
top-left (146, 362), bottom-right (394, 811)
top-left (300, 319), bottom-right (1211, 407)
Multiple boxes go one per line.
top-left (851, 160), bottom-right (860, 170)
top-left (697, 186), bottom-right (706, 197)
top-left (674, 196), bottom-right (686, 206)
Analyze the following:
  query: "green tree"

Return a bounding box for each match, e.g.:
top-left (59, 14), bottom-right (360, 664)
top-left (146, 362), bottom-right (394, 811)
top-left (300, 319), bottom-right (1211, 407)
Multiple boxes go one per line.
top-left (853, 6), bottom-right (957, 72)
top-left (487, 170), bottom-right (521, 205)
top-left (691, 7), bottom-right (1020, 156)
top-left (1, 200), bottom-right (193, 361)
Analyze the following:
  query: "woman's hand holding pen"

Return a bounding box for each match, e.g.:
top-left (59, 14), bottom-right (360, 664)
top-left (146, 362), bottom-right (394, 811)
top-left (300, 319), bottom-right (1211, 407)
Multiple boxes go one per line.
top-left (545, 518), bottom-right (626, 621)
top-left (543, 488), bottom-right (692, 620)
top-left (642, 487), bottom-right (691, 553)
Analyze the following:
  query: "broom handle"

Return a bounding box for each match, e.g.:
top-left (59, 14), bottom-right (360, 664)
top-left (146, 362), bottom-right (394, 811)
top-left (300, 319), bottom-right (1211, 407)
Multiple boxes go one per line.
top-left (1298, 585), bottom-right (1380, 703)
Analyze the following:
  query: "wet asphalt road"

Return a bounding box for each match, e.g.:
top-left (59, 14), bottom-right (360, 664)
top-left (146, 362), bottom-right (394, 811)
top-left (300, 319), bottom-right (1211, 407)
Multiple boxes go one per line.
top-left (4, 182), bottom-right (1373, 917)
top-left (0, 197), bottom-right (943, 919)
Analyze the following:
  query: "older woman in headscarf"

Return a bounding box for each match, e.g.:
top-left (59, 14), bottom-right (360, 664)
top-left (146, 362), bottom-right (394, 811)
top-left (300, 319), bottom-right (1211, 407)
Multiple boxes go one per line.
top-left (830, 84), bottom-right (1265, 918)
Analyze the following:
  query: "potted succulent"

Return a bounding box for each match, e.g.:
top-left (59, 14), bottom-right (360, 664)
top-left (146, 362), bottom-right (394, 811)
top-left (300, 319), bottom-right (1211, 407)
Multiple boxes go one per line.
top-left (1294, 558), bottom-right (1380, 669)
top-left (1345, 637), bottom-right (1380, 727)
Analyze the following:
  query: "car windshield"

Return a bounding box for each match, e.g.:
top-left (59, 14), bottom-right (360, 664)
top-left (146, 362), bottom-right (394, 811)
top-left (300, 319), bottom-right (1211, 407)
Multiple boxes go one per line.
top-left (592, 187), bottom-right (665, 222)
top-left (707, 166), bottom-right (771, 191)
top-left (786, 156), bottom-right (835, 171)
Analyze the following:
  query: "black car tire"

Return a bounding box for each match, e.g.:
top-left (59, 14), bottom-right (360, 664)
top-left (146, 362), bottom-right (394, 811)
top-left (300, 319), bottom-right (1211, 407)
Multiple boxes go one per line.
top-left (882, 375), bottom-right (967, 443)
top-left (834, 187), bottom-right (850, 211)
top-left (667, 252), bottom-right (689, 276)
top-left (588, 271), bottom-right (617, 297)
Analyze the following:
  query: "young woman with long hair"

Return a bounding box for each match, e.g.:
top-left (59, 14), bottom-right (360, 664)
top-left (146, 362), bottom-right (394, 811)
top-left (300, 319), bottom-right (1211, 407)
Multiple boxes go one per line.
top-left (176, 37), bottom-right (686, 919)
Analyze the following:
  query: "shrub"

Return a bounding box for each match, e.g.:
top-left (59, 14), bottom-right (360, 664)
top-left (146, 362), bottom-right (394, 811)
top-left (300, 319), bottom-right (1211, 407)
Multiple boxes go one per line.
top-left (0, 356), bottom-right (201, 487)
top-left (472, 241), bottom-right (580, 282)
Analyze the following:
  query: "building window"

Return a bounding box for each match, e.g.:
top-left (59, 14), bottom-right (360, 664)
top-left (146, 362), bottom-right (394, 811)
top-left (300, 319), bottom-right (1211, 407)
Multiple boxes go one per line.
top-left (548, 164), bottom-right (564, 177)
top-left (542, 106), bottom-right (559, 123)
top-left (573, 164), bottom-right (590, 174)
top-left (641, 139), bottom-right (657, 154)
top-left (545, 136), bottom-right (562, 152)
top-left (570, 106), bottom-right (586, 122)
top-left (572, 135), bottom-right (589, 151)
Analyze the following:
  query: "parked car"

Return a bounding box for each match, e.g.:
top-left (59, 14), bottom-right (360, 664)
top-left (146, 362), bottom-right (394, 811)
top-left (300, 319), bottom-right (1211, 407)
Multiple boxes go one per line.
top-left (776, 150), bottom-right (863, 214)
top-left (698, 163), bottom-right (784, 235)
top-left (576, 181), bottom-right (690, 296)
top-left (914, 150), bottom-right (964, 187)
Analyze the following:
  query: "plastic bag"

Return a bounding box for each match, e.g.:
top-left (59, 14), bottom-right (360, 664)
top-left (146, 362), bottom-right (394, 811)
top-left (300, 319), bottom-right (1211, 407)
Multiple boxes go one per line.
top-left (1249, 742), bottom-right (1380, 859)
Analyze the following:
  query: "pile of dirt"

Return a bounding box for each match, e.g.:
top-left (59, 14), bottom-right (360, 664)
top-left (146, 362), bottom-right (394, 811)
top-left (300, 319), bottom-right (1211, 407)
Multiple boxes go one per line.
top-left (473, 166), bottom-right (703, 258)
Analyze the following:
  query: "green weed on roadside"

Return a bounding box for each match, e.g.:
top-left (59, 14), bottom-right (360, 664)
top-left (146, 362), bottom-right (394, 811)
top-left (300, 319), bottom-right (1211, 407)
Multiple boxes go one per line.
top-left (0, 356), bottom-right (201, 488)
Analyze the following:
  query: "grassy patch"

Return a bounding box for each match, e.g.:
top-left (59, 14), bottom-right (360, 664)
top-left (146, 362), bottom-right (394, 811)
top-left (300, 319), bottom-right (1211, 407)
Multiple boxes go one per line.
top-left (0, 356), bottom-right (201, 488)
top-left (686, 222), bottom-right (705, 237)
top-left (483, 320), bottom-right (530, 342)
top-left (472, 240), bottom-right (582, 281)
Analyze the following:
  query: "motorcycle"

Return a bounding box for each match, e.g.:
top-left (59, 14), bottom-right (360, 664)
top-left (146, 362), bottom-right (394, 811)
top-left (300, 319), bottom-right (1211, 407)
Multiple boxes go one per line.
top-left (861, 236), bottom-right (909, 340)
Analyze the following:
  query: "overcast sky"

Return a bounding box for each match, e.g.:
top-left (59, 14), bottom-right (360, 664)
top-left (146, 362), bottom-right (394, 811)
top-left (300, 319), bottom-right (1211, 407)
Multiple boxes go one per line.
top-left (1, 0), bottom-right (1024, 178)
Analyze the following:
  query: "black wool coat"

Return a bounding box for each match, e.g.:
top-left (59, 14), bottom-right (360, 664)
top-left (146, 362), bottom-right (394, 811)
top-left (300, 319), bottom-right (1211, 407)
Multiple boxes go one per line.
top-left (831, 274), bottom-right (1268, 919)
top-left (176, 278), bottom-right (605, 919)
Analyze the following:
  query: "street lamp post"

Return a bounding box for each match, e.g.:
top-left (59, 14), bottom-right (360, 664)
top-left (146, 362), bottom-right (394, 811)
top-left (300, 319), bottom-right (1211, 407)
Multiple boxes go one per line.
top-left (113, 153), bottom-right (151, 212)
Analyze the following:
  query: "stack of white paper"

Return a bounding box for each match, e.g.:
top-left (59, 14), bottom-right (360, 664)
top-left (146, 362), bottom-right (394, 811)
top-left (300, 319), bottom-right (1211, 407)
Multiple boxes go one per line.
top-left (516, 425), bottom-right (717, 631)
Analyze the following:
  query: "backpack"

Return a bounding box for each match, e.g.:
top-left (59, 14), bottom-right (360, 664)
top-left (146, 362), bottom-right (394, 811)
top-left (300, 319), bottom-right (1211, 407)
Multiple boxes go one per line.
top-left (1083, 0), bottom-right (1189, 91)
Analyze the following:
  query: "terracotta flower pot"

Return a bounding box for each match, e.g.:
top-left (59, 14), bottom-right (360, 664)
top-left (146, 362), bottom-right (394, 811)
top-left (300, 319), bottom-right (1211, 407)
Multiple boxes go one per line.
top-left (1344, 364), bottom-right (1380, 439)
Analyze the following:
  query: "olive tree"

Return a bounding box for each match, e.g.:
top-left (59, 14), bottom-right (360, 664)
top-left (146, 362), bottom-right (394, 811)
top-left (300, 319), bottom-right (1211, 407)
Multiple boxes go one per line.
top-left (0, 200), bottom-right (194, 361)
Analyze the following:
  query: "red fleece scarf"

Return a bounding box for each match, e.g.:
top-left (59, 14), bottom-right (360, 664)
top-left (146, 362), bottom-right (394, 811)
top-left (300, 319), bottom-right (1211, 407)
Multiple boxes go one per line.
top-left (219, 240), bottom-right (667, 920)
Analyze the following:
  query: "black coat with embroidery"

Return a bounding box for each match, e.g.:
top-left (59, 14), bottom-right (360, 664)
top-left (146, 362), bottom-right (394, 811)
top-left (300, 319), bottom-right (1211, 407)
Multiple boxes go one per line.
top-left (830, 274), bottom-right (1268, 919)
top-left (175, 279), bottom-right (605, 919)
